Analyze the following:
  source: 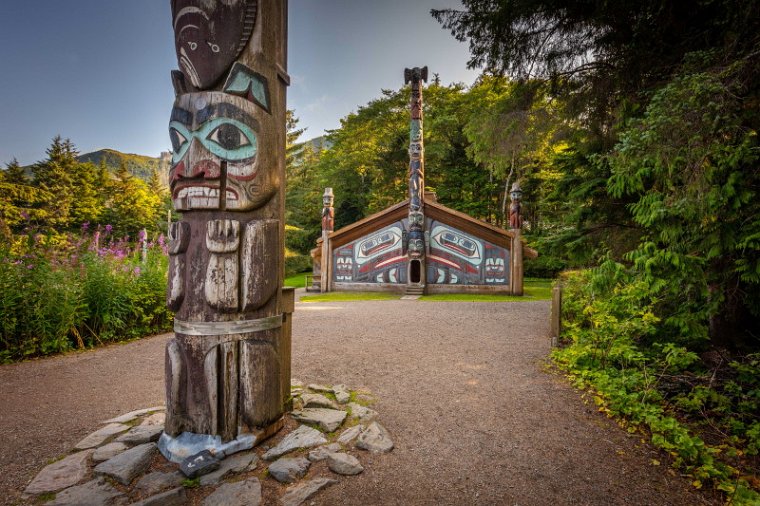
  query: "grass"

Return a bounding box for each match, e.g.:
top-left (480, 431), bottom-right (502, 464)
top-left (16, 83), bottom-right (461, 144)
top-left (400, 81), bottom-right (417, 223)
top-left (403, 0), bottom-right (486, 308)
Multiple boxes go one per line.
top-left (299, 278), bottom-right (553, 302)
top-left (419, 278), bottom-right (552, 302)
top-left (300, 291), bottom-right (401, 302)
top-left (284, 271), bottom-right (311, 288)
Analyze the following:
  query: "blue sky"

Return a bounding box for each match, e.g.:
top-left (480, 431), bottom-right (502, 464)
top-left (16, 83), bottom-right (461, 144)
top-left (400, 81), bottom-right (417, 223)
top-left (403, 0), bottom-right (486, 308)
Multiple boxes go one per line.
top-left (0, 1), bottom-right (478, 165)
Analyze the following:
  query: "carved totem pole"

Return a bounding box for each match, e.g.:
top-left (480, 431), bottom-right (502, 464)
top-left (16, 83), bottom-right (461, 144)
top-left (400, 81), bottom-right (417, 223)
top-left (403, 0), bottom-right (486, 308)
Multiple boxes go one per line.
top-left (320, 188), bottom-right (334, 293)
top-left (509, 182), bottom-right (524, 295)
top-left (404, 66), bottom-right (428, 287)
top-left (161, 0), bottom-right (290, 460)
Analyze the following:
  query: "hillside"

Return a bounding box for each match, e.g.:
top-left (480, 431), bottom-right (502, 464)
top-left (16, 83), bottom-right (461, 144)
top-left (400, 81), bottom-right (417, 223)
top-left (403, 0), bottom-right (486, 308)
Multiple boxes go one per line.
top-left (77, 149), bottom-right (168, 182)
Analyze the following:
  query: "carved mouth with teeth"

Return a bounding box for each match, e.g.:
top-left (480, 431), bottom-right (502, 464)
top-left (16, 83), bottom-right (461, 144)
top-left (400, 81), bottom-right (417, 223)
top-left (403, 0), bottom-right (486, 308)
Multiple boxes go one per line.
top-left (173, 185), bottom-right (240, 210)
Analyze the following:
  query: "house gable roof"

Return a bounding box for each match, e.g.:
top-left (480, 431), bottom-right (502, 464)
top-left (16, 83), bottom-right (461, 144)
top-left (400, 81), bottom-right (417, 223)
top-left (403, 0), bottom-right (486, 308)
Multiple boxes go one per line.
top-left (312, 196), bottom-right (538, 260)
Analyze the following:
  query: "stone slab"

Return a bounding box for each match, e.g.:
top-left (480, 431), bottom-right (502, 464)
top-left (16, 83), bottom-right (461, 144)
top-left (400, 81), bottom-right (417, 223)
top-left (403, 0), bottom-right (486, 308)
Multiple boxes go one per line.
top-left (280, 478), bottom-right (338, 506)
top-left (139, 412), bottom-right (166, 427)
top-left (24, 449), bottom-right (94, 495)
top-left (103, 406), bottom-right (165, 424)
top-left (116, 425), bottom-right (163, 444)
top-left (134, 471), bottom-right (183, 496)
top-left (291, 408), bottom-right (347, 432)
top-left (47, 478), bottom-right (121, 506)
top-left (356, 422), bottom-right (393, 453)
top-left (203, 478), bottom-right (261, 506)
top-left (94, 443), bottom-right (157, 485)
top-left (337, 425), bottom-right (364, 444)
top-left (307, 443), bottom-right (340, 463)
top-left (268, 457), bottom-right (310, 484)
top-left (131, 487), bottom-right (186, 506)
top-left (199, 452), bottom-right (259, 486)
top-left (74, 423), bottom-right (130, 450)
top-left (327, 452), bottom-right (363, 475)
top-left (263, 425), bottom-right (326, 460)
top-left (92, 442), bottom-right (129, 462)
top-left (301, 393), bottom-right (339, 410)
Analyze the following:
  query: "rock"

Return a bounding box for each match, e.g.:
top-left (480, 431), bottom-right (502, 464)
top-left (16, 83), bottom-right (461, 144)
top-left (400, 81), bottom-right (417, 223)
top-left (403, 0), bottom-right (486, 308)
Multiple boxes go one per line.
top-left (326, 452), bottom-right (364, 475)
top-left (139, 412), bottom-right (166, 426)
top-left (116, 425), bottom-right (164, 444)
top-left (180, 449), bottom-right (220, 478)
top-left (24, 450), bottom-right (94, 495)
top-left (199, 452), bottom-right (259, 486)
top-left (333, 385), bottom-right (351, 404)
top-left (47, 478), bottom-right (121, 506)
top-left (307, 443), bottom-right (341, 462)
top-left (279, 478), bottom-right (338, 506)
top-left (356, 422), bottom-right (393, 453)
top-left (307, 383), bottom-right (332, 393)
top-left (291, 378), bottom-right (304, 388)
top-left (134, 471), bottom-right (183, 496)
top-left (348, 403), bottom-right (378, 423)
top-left (94, 443), bottom-right (157, 485)
top-left (74, 423), bottom-right (130, 450)
top-left (301, 393), bottom-right (339, 410)
top-left (103, 406), bottom-right (165, 424)
top-left (292, 397), bottom-right (304, 411)
top-left (291, 408), bottom-right (347, 432)
top-left (93, 442), bottom-right (129, 462)
top-left (337, 425), bottom-right (364, 444)
top-left (263, 425), bottom-right (327, 460)
top-left (268, 457), bottom-right (310, 484)
top-left (131, 487), bottom-right (186, 506)
top-left (203, 478), bottom-right (261, 506)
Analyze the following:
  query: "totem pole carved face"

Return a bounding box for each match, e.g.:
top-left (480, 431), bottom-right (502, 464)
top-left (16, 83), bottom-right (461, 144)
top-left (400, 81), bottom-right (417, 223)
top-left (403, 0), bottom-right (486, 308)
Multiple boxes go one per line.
top-left (169, 92), bottom-right (277, 211)
top-left (171, 0), bottom-right (258, 90)
top-left (408, 230), bottom-right (425, 259)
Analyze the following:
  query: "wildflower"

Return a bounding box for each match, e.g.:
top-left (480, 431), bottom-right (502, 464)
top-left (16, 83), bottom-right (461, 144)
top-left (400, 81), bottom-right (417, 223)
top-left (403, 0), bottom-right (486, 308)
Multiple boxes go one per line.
top-left (133, 266), bottom-right (141, 276)
top-left (81, 222), bottom-right (90, 232)
top-left (137, 229), bottom-right (147, 242)
top-left (104, 224), bottom-right (113, 234)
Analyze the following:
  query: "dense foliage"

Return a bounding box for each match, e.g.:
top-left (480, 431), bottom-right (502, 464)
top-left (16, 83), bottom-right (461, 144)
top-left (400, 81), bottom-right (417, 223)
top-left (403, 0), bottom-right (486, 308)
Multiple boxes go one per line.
top-left (1, 136), bottom-right (169, 239)
top-left (431, 0), bottom-right (760, 500)
top-left (0, 232), bottom-right (172, 362)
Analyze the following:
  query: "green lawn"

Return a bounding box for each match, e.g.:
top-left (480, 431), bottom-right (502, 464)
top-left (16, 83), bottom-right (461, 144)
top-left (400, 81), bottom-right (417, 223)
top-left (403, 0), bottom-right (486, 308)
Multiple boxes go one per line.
top-left (297, 278), bottom-right (553, 302)
top-left (284, 271), bottom-right (311, 288)
top-left (300, 291), bottom-right (401, 302)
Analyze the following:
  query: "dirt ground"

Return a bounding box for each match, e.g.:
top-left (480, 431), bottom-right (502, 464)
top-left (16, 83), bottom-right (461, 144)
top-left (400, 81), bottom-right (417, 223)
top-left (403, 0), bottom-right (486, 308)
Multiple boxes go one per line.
top-left (0, 295), bottom-right (715, 505)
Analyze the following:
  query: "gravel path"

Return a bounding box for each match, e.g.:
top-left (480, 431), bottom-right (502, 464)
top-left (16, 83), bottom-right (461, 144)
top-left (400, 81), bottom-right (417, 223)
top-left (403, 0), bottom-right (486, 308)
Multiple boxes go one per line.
top-left (0, 295), bottom-right (713, 505)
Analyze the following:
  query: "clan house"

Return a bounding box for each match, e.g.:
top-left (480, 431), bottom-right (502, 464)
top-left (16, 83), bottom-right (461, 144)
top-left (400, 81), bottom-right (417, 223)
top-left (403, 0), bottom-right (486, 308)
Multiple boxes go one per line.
top-left (310, 67), bottom-right (537, 297)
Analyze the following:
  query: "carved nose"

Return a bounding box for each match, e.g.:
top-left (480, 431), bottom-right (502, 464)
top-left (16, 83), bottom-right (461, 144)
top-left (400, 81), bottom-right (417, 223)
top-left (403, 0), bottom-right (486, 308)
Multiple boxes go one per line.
top-left (185, 138), bottom-right (221, 179)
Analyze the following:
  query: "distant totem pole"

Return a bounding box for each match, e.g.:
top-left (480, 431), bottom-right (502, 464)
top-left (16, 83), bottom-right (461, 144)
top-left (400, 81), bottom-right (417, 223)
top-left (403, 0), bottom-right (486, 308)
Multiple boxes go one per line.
top-left (320, 188), bottom-right (334, 293)
top-left (404, 66), bottom-right (428, 286)
top-left (162, 0), bottom-right (290, 454)
top-left (509, 182), bottom-right (524, 295)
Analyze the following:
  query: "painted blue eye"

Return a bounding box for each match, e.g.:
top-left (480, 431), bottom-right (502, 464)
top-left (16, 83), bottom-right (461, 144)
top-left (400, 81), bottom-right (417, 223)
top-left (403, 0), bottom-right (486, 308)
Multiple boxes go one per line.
top-left (199, 119), bottom-right (257, 162)
top-left (169, 122), bottom-right (192, 164)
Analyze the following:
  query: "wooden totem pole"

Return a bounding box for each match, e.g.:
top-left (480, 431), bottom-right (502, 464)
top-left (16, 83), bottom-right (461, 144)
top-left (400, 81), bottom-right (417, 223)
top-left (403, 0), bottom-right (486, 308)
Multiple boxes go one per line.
top-left (161, 0), bottom-right (290, 461)
top-left (405, 66), bottom-right (428, 288)
top-left (320, 187), bottom-right (334, 293)
top-left (509, 182), bottom-right (524, 296)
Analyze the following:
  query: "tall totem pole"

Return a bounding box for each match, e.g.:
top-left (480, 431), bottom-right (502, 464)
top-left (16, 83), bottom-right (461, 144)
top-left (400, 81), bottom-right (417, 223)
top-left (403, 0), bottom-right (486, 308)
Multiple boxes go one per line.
top-left (320, 187), bottom-right (334, 293)
top-left (160, 0), bottom-right (290, 462)
top-left (404, 66), bottom-right (428, 288)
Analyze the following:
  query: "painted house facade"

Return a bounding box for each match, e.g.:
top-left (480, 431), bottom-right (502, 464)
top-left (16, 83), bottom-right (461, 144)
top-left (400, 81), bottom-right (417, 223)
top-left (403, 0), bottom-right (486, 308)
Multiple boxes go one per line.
top-left (310, 66), bottom-right (537, 296)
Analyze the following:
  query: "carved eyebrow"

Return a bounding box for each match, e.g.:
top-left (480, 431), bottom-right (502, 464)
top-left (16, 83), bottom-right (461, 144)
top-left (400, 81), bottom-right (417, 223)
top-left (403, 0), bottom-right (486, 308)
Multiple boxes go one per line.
top-left (173, 6), bottom-right (209, 30)
top-left (170, 107), bottom-right (192, 125)
top-left (197, 103), bottom-right (258, 129)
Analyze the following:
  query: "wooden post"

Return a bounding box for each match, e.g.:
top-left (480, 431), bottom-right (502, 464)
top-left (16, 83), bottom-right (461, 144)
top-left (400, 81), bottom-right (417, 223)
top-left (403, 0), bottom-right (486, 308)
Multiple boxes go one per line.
top-left (161, 0), bottom-right (290, 458)
top-left (320, 188), bottom-right (333, 293)
top-left (551, 284), bottom-right (562, 347)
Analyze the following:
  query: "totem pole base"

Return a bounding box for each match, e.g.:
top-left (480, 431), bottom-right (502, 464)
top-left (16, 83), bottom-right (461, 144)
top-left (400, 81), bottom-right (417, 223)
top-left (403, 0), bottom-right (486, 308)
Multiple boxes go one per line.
top-left (158, 416), bottom-right (284, 464)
